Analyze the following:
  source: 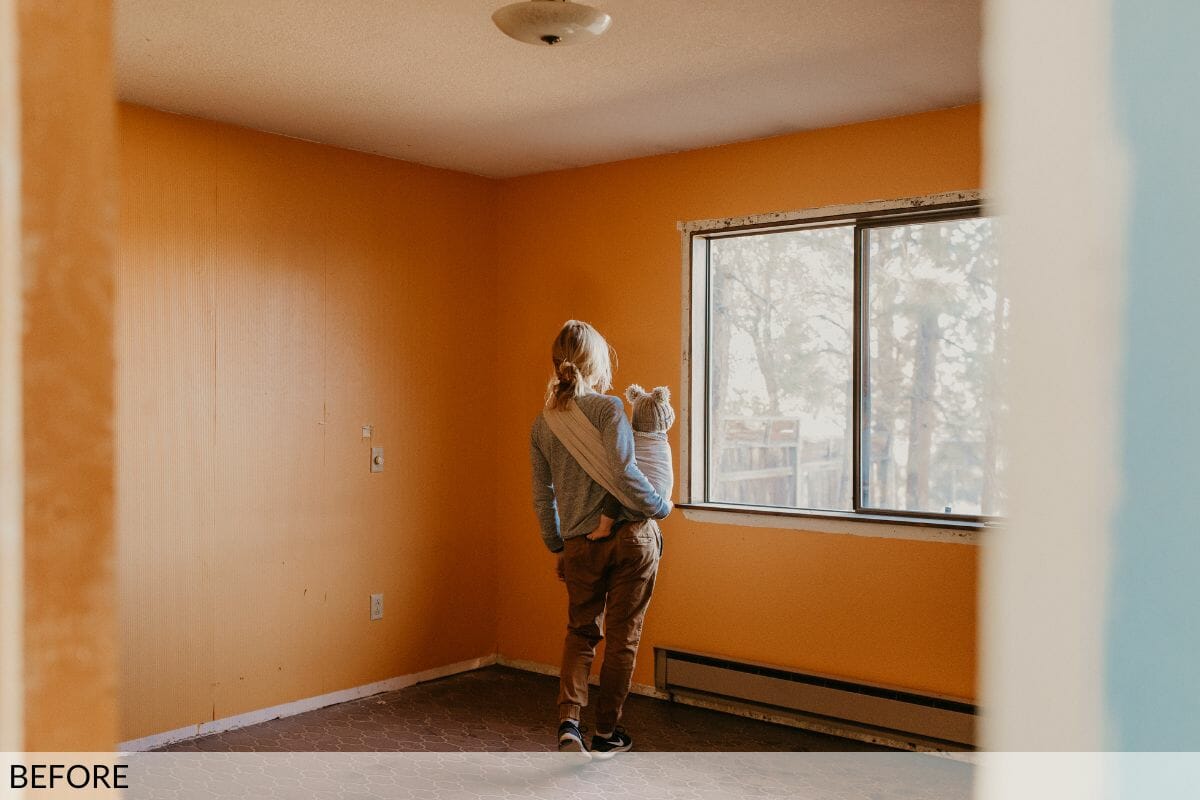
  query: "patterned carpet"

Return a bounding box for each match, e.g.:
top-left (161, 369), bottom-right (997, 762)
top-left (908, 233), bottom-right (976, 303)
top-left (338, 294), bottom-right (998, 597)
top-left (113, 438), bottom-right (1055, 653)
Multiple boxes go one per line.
top-left (157, 665), bottom-right (888, 753)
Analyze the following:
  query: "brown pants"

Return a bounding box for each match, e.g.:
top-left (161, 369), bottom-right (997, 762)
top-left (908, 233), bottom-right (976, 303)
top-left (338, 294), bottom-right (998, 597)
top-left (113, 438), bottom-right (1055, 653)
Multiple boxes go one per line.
top-left (558, 518), bottom-right (662, 733)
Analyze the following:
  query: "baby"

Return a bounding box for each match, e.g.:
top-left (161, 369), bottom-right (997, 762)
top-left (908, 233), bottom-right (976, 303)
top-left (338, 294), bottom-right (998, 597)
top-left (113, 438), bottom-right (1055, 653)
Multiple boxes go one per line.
top-left (587, 384), bottom-right (675, 540)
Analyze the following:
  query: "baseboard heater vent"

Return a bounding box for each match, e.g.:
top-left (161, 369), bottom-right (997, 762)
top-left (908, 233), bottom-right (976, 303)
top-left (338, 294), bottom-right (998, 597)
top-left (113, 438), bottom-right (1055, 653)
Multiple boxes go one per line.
top-left (655, 648), bottom-right (977, 747)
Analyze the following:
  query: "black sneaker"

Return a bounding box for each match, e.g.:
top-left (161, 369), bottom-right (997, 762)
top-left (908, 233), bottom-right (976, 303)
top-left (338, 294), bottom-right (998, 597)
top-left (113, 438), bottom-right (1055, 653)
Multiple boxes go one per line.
top-left (557, 720), bottom-right (588, 754)
top-left (589, 726), bottom-right (633, 759)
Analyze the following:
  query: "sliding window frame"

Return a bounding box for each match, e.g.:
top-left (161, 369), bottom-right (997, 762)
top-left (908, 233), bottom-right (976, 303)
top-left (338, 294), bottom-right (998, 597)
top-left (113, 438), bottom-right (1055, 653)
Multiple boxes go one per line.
top-left (853, 205), bottom-right (992, 524)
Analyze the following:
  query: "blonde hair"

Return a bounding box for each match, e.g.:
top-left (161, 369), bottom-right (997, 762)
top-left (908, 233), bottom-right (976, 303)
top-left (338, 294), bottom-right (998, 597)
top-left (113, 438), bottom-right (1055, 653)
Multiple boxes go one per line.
top-left (545, 320), bottom-right (617, 409)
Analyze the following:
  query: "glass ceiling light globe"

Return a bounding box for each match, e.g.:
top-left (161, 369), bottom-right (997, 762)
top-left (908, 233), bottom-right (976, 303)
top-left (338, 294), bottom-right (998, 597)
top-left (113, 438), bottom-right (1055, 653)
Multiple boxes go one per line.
top-left (492, 0), bottom-right (612, 47)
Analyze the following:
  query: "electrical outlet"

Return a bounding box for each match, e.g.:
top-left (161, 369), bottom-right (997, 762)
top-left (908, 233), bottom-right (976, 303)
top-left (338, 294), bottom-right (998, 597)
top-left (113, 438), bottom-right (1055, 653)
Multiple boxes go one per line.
top-left (370, 593), bottom-right (383, 621)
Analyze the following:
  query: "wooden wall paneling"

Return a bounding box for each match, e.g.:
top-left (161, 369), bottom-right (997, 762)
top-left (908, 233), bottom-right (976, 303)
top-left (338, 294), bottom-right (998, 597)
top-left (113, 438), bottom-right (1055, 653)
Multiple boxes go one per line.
top-left (209, 127), bottom-right (329, 719)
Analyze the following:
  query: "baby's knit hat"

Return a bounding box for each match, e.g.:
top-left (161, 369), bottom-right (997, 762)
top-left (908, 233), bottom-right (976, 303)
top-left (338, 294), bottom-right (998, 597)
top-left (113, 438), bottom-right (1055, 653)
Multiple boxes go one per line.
top-left (626, 384), bottom-right (676, 433)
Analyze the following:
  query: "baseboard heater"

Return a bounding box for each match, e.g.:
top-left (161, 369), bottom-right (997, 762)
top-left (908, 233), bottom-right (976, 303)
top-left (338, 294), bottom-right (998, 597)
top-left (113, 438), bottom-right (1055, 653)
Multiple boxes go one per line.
top-left (655, 648), bottom-right (977, 748)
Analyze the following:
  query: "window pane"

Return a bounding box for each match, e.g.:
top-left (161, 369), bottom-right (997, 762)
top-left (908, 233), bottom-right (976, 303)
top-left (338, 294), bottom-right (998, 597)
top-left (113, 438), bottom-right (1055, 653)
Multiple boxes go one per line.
top-left (708, 227), bottom-right (854, 510)
top-left (864, 217), bottom-right (1007, 516)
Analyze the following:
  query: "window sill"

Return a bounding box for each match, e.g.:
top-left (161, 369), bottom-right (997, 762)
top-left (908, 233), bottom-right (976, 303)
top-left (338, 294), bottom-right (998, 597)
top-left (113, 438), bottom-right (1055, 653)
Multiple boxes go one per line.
top-left (675, 503), bottom-right (993, 545)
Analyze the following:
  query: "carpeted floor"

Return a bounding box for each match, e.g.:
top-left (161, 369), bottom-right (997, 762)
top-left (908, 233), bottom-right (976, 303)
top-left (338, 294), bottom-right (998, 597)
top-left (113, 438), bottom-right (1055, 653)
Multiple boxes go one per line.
top-left (157, 665), bottom-right (889, 752)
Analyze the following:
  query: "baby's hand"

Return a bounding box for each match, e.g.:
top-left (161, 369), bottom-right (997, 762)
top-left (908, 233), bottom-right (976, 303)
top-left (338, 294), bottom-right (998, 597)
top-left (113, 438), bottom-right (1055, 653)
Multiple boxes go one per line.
top-left (587, 513), bottom-right (616, 541)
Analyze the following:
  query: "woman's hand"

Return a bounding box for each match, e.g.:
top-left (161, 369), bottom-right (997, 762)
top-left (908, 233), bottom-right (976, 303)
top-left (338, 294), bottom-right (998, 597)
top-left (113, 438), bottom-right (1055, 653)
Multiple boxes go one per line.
top-left (555, 554), bottom-right (566, 582)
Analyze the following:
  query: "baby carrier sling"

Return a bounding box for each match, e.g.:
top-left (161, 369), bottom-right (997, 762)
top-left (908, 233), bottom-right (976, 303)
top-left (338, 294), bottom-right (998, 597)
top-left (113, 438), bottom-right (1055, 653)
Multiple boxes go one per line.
top-left (542, 399), bottom-right (640, 511)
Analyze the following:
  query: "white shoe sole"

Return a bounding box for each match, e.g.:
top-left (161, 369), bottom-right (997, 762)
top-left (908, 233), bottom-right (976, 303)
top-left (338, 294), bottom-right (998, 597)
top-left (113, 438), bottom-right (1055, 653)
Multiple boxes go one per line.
top-left (589, 743), bottom-right (632, 760)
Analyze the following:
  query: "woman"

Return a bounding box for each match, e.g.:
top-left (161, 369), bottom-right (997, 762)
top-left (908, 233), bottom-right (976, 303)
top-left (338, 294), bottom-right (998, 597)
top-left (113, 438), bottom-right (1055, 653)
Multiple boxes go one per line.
top-left (529, 320), bottom-right (672, 757)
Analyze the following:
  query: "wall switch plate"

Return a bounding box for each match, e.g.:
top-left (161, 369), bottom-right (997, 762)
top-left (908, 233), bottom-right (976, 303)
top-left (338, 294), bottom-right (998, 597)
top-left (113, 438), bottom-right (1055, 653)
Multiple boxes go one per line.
top-left (370, 446), bottom-right (384, 473)
top-left (370, 593), bottom-right (383, 620)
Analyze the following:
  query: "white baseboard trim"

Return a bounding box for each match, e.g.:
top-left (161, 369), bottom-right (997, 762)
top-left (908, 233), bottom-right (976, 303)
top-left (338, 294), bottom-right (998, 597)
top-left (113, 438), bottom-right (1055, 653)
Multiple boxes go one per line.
top-left (118, 654), bottom-right (498, 752)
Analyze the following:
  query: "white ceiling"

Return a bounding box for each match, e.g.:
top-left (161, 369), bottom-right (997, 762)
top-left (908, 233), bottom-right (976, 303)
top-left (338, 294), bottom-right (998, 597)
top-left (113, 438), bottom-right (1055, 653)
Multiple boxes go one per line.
top-left (114, 1), bottom-right (981, 179)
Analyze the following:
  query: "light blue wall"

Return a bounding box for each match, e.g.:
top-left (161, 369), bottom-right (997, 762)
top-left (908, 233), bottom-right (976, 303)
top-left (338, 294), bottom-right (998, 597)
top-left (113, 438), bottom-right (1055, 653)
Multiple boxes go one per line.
top-left (1108, 0), bottom-right (1200, 751)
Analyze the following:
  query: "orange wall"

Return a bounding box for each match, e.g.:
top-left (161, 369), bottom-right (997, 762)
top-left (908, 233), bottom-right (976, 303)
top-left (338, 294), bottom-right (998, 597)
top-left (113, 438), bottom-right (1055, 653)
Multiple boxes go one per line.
top-left (493, 105), bottom-right (982, 700)
top-left (117, 103), bottom-right (981, 742)
top-left (19, 0), bottom-right (119, 750)
top-left (116, 105), bottom-right (499, 741)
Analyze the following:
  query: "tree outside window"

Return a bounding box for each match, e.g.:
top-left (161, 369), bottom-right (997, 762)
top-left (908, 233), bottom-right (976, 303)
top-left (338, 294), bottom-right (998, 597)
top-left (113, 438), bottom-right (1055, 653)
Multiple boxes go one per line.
top-left (702, 207), bottom-right (1005, 521)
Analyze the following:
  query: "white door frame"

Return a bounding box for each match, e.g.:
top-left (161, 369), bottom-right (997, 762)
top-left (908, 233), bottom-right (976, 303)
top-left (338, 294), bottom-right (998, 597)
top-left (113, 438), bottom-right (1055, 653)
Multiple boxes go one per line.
top-left (980, 0), bottom-right (1123, 763)
top-left (0, 0), bottom-right (24, 753)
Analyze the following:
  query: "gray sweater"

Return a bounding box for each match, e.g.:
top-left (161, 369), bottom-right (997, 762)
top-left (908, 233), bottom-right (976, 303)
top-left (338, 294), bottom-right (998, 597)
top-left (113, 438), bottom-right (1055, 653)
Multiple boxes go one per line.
top-left (530, 393), bottom-right (672, 553)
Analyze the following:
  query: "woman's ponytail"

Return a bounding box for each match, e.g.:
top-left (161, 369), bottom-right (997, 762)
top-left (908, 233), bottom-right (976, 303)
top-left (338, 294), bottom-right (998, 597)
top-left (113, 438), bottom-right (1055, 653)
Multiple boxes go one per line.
top-left (558, 360), bottom-right (580, 386)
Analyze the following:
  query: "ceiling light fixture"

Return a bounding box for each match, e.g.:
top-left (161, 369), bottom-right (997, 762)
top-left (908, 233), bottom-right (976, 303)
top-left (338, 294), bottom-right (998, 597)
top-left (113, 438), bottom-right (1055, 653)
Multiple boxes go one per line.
top-left (491, 0), bottom-right (612, 47)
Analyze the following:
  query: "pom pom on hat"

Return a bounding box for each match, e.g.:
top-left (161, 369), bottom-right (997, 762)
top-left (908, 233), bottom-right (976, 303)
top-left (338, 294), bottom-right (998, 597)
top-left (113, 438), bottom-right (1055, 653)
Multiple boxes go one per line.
top-left (627, 383), bottom-right (675, 433)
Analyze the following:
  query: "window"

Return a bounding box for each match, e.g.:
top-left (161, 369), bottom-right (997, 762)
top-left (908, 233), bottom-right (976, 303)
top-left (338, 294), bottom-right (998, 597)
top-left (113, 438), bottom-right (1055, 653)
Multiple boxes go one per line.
top-left (682, 193), bottom-right (1006, 525)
